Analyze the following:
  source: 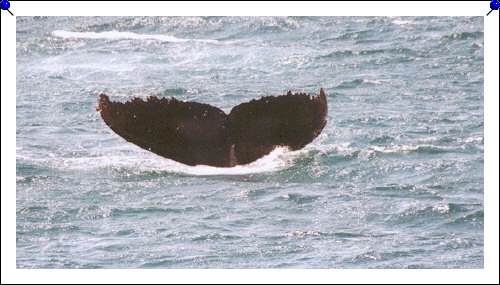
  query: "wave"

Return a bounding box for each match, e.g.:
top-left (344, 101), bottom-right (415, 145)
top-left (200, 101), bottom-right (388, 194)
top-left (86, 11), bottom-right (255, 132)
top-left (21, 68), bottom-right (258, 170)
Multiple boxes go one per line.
top-left (284, 231), bottom-right (392, 239)
top-left (333, 78), bottom-right (386, 89)
top-left (370, 144), bottom-right (454, 154)
top-left (440, 31), bottom-right (483, 41)
top-left (316, 47), bottom-right (417, 61)
top-left (386, 202), bottom-right (482, 225)
top-left (110, 207), bottom-right (188, 216)
top-left (445, 210), bottom-right (483, 227)
top-left (51, 30), bottom-right (220, 44)
top-left (191, 233), bottom-right (242, 241)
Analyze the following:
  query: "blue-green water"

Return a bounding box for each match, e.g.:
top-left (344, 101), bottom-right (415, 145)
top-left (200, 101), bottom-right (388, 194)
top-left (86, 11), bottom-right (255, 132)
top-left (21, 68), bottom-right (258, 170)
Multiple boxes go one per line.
top-left (16, 17), bottom-right (483, 268)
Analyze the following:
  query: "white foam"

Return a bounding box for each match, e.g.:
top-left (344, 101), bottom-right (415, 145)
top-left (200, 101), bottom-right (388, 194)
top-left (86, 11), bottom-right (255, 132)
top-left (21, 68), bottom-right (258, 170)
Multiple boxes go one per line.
top-left (162, 147), bottom-right (296, 176)
top-left (371, 145), bottom-right (420, 153)
top-left (433, 203), bottom-right (450, 214)
top-left (392, 19), bottom-right (414, 26)
top-left (362, 79), bottom-right (384, 85)
top-left (51, 30), bottom-right (220, 44)
top-left (460, 136), bottom-right (484, 143)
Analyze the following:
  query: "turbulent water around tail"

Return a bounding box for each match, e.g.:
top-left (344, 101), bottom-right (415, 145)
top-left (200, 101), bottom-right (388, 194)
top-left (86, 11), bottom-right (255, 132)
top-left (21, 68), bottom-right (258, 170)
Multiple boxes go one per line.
top-left (16, 16), bottom-right (483, 268)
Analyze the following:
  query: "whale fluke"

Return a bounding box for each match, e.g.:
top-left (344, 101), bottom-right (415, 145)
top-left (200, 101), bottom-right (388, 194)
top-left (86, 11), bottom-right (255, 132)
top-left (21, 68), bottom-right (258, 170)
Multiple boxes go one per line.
top-left (97, 89), bottom-right (327, 167)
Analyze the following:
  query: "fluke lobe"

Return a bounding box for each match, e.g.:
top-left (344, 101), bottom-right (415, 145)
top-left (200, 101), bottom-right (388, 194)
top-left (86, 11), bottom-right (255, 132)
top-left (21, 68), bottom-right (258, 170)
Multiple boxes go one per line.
top-left (97, 89), bottom-right (328, 167)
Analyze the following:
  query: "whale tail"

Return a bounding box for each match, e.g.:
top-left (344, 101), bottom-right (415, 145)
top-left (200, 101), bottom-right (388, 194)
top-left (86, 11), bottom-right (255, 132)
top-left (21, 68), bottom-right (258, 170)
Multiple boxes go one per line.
top-left (97, 89), bottom-right (327, 167)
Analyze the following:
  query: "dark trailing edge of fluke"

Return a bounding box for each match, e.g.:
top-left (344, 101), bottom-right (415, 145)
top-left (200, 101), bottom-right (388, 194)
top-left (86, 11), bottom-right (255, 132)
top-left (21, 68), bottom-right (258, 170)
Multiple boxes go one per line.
top-left (97, 89), bottom-right (328, 167)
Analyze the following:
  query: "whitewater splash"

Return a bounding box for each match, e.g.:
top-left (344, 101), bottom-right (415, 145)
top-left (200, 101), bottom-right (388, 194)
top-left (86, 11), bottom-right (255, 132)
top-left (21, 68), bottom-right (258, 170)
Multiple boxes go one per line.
top-left (20, 147), bottom-right (305, 176)
top-left (169, 147), bottom-right (300, 176)
top-left (51, 30), bottom-right (220, 44)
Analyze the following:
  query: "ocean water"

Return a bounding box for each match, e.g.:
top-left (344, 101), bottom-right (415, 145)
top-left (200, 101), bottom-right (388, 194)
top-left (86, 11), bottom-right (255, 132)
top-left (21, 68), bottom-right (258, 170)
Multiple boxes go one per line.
top-left (16, 16), bottom-right (483, 269)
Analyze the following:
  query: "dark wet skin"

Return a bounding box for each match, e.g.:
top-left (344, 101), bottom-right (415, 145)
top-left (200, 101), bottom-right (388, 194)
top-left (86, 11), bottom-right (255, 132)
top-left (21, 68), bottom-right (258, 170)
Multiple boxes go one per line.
top-left (97, 89), bottom-right (328, 167)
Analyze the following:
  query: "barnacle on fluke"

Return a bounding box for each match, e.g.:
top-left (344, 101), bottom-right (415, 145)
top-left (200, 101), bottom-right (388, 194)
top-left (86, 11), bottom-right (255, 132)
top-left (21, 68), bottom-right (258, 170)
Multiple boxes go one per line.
top-left (97, 89), bottom-right (328, 167)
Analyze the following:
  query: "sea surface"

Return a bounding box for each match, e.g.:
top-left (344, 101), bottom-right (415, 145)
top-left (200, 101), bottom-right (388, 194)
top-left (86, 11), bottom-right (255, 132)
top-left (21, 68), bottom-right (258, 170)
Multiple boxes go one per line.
top-left (16, 16), bottom-right (483, 268)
